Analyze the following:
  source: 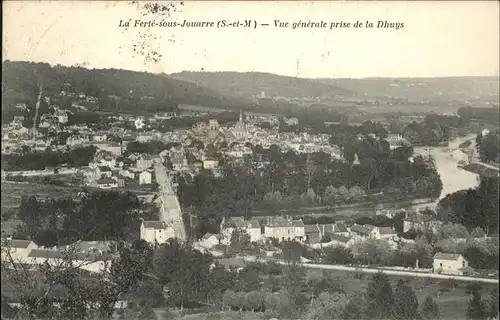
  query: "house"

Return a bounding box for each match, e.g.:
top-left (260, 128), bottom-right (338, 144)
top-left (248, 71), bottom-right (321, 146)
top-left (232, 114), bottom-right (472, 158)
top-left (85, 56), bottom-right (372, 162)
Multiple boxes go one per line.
top-left (246, 218), bottom-right (263, 243)
top-left (96, 142), bottom-right (122, 156)
top-left (136, 155), bottom-right (153, 170)
top-left (138, 170), bottom-right (152, 185)
top-left (203, 159), bottom-right (219, 170)
top-left (140, 221), bottom-right (175, 244)
top-left (377, 227), bottom-right (398, 240)
top-left (349, 224), bottom-right (373, 239)
top-left (385, 134), bottom-right (411, 150)
top-left (96, 178), bottom-right (117, 189)
top-left (433, 253), bottom-right (470, 276)
top-left (1, 239), bottom-right (38, 263)
top-left (328, 234), bottom-right (353, 248)
top-left (403, 212), bottom-right (440, 233)
top-left (25, 249), bottom-right (110, 274)
top-left (310, 234), bottom-right (354, 249)
top-left (304, 224), bottom-right (321, 244)
top-left (293, 219), bottom-right (306, 240)
top-left (333, 222), bottom-right (349, 236)
top-left (264, 216), bottom-right (305, 243)
top-left (199, 233), bottom-right (219, 249)
top-left (98, 166), bottom-right (113, 178)
top-left (66, 135), bottom-right (90, 146)
top-left (220, 216), bottom-right (262, 245)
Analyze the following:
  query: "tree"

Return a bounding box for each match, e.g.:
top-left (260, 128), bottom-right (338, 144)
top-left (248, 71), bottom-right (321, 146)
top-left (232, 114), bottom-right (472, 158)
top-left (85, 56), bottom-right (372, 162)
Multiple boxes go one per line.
top-left (1, 239), bottom-right (123, 320)
top-left (486, 287), bottom-right (499, 320)
top-left (230, 228), bottom-right (251, 252)
top-left (342, 292), bottom-right (369, 319)
top-left (466, 285), bottom-right (487, 320)
top-left (471, 227), bottom-right (487, 238)
top-left (323, 246), bottom-right (353, 265)
top-left (306, 292), bottom-right (348, 320)
top-left (349, 186), bottom-right (366, 200)
top-left (244, 290), bottom-right (264, 312)
top-left (421, 296), bottom-right (440, 320)
top-left (366, 272), bottom-right (393, 319)
top-left (222, 290), bottom-right (235, 311)
top-left (392, 279), bottom-right (419, 320)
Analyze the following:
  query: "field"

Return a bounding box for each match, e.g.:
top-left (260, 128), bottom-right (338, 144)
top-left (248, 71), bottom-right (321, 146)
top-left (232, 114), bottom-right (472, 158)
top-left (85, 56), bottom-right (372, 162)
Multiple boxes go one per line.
top-left (1, 182), bottom-right (82, 212)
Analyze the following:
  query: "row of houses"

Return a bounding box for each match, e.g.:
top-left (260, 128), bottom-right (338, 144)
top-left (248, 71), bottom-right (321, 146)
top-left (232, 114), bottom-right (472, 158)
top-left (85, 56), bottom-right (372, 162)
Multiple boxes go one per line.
top-left (140, 214), bottom-right (400, 251)
top-left (2, 239), bottom-right (112, 274)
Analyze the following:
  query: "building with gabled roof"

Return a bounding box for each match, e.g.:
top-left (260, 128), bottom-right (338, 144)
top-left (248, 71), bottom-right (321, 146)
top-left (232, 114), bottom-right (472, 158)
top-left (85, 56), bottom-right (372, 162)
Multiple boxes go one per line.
top-left (433, 252), bottom-right (470, 276)
top-left (140, 220), bottom-right (175, 245)
top-left (264, 216), bottom-right (305, 243)
top-left (1, 239), bottom-right (38, 263)
top-left (220, 216), bottom-right (263, 245)
top-left (199, 233), bottom-right (219, 249)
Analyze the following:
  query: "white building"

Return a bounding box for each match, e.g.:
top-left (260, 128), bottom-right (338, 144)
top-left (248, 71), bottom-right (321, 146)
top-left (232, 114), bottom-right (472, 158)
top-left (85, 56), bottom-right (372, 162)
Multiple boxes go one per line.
top-left (203, 159), bottom-right (219, 170)
top-left (264, 216), bottom-right (305, 243)
top-left (1, 239), bottom-right (38, 263)
top-left (139, 170), bottom-right (152, 185)
top-left (433, 253), bottom-right (470, 276)
top-left (199, 233), bottom-right (219, 249)
top-left (140, 221), bottom-right (175, 244)
top-left (220, 217), bottom-right (262, 245)
top-left (136, 155), bottom-right (153, 171)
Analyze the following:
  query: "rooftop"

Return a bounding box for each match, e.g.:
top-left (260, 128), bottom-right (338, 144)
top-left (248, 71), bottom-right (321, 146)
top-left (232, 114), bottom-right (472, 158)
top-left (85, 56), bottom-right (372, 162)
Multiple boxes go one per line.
top-left (329, 233), bottom-right (351, 243)
top-left (350, 224), bottom-right (372, 235)
top-left (334, 223), bottom-right (348, 233)
top-left (433, 252), bottom-right (464, 261)
top-left (6, 239), bottom-right (34, 249)
top-left (379, 227), bottom-right (397, 235)
top-left (304, 224), bottom-right (320, 233)
top-left (142, 220), bottom-right (166, 230)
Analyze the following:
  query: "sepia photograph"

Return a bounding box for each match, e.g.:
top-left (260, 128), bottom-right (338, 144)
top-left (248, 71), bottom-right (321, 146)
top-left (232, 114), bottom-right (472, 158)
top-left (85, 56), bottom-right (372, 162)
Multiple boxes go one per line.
top-left (1, 1), bottom-right (499, 319)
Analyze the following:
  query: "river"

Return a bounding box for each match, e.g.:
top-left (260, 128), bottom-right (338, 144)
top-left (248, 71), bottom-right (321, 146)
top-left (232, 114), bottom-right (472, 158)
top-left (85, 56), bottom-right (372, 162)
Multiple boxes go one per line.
top-left (414, 134), bottom-right (480, 204)
top-left (257, 134), bottom-right (482, 218)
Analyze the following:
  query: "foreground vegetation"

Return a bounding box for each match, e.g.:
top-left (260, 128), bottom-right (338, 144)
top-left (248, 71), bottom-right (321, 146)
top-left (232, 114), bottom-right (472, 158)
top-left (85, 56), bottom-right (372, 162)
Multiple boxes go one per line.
top-left (2, 239), bottom-right (498, 320)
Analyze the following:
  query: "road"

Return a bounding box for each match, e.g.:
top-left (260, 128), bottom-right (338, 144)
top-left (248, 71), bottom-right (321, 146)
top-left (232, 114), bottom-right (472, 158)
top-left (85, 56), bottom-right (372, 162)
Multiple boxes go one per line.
top-left (239, 256), bottom-right (499, 284)
top-left (471, 161), bottom-right (500, 171)
top-left (154, 164), bottom-right (186, 241)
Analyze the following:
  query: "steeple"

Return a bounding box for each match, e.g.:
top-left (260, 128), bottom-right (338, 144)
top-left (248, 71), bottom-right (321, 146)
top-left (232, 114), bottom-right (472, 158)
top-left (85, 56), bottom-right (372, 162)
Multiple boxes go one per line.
top-left (239, 109), bottom-right (243, 123)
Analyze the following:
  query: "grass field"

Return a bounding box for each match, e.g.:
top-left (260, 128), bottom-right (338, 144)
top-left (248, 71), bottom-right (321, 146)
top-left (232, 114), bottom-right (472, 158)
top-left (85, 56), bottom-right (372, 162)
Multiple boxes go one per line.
top-left (1, 182), bottom-right (82, 211)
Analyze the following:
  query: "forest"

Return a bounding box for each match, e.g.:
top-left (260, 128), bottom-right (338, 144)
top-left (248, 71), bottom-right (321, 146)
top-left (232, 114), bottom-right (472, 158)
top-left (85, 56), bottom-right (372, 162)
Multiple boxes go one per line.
top-left (176, 142), bottom-right (443, 236)
top-left (437, 177), bottom-right (499, 236)
top-left (476, 130), bottom-right (500, 164)
top-left (1, 61), bottom-right (251, 122)
top-left (12, 190), bottom-right (159, 247)
top-left (2, 146), bottom-right (97, 171)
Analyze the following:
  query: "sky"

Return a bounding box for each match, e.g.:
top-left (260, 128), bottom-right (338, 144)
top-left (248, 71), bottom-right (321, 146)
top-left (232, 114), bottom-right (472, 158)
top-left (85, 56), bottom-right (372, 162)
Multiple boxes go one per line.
top-left (3, 1), bottom-right (500, 78)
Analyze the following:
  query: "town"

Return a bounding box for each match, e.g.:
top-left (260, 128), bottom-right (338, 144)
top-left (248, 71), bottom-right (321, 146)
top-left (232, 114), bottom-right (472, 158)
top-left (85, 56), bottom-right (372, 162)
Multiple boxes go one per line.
top-left (2, 1), bottom-right (500, 319)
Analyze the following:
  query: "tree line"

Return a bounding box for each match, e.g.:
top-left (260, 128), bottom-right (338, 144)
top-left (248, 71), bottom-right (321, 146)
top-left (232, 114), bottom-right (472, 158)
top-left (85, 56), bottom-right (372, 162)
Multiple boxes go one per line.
top-left (437, 177), bottom-right (499, 235)
top-left (13, 190), bottom-right (159, 247)
top-left (476, 130), bottom-right (499, 164)
top-left (2, 146), bottom-right (97, 171)
top-left (176, 144), bottom-right (442, 236)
